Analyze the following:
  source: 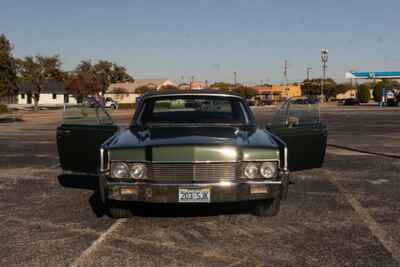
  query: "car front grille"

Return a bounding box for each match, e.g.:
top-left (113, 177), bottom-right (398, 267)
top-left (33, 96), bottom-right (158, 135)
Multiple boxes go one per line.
top-left (148, 162), bottom-right (240, 182)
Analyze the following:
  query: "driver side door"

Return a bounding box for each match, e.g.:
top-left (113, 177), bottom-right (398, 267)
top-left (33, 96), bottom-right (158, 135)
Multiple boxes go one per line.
top-left (268, 97), bottom-right (328, 171)
top-left (56, 98), bottom-right (119, 174)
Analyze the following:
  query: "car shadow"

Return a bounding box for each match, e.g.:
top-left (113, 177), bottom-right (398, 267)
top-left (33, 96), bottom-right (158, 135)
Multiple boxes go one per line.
top-left (57, 174), bottom-right (253, 218)
top-left (126, 202), bottom-right (251, 217)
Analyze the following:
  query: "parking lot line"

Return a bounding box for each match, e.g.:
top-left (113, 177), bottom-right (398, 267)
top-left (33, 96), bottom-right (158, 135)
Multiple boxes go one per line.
top-left (71, 218), bottom-right (128, 267)
top-left (328, 171), bottom-right (400, 264)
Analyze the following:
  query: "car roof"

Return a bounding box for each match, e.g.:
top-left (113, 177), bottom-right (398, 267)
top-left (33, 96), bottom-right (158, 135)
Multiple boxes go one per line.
top-left (141, 90), bottom-right (243, 99)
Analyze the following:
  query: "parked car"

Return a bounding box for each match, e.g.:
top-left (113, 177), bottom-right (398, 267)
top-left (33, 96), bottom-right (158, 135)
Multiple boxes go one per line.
top-left (104, 97), bottom-right (118, 109)
top-left (56, 92), bottom-right (328, 218)
top-left (342, 98), bottom-right (360, 106)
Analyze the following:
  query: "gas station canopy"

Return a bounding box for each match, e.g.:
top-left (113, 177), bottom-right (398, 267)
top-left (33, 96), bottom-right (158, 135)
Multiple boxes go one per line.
top-left (345, 71), bottom-right (400, 79)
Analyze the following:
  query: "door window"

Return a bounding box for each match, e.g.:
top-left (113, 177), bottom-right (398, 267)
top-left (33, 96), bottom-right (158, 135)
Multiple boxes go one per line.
top-left (271, 97), bottom-right (320, 127)
top-left (63, 97), bottom-right (114, 126)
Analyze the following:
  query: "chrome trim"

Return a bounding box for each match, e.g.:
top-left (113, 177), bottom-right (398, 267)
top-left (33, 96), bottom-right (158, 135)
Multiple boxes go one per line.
top-left (100, 148), bottom-right (104, 172)
top-left (108, 180), bottom-right (282, 187)
top-left (107, 150), bottom-right (111, 170)
top-left (143, 93), bottom-right (243, 99)
top-left (109, 159), bottom-right (279, 163)
top-left (284, 146), bottom-right (288, 171)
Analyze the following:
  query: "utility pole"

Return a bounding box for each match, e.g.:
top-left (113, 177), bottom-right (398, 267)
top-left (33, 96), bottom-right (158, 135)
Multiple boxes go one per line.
top-left (233, 72), bottom-right (237, 87)
top-left (306, 67), bottom-right (312, 80)
top-left (321, 49), bottom-right (328, 102)
top-left (190, 76), bottom-right (194, 90)
top-left (283, 60), bottom-right (289, 98)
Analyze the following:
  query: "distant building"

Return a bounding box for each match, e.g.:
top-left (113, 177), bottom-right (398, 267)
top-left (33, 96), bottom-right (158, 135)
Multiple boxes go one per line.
top-left (106, 79), bottom-right (175, 103)
top-left (253, 84), bottom-right (302, 103)
top-left (17, 80), bottom-right (77, 105)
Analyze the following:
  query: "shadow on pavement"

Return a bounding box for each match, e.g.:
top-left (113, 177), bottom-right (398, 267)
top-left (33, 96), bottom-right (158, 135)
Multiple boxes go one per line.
top-left (57, 174), bottom-right (98, 190)
top-left (57, 174), bottom-right (254, 218)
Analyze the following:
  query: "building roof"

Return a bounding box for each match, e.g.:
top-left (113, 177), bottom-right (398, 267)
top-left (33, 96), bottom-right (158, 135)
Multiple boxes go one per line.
top-left (108, 79), bottom-right (174, 94)
top-left (18, 80), bottom-right (66, 94)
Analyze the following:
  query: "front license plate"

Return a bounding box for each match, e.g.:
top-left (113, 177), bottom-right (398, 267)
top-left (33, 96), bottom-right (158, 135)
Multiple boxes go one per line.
top-left (178, 188), bottom-right (210, 203)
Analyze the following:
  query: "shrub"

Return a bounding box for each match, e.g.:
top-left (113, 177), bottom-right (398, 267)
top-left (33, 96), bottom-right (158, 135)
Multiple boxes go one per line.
top-left (0, 104), bottom-right (8, 114)
top-left (357, 84), bottom-right (371, 103)
top-left (117, 103), bottom-right (136, 109)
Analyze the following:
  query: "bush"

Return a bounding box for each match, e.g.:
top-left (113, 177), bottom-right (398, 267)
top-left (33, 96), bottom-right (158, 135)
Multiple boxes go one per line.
top-left (117, 103), bottom-right (136, 109)
top-left (0, 104), bottom-right (8, 114)
top-left (357, 84), bottom-right (371, 103)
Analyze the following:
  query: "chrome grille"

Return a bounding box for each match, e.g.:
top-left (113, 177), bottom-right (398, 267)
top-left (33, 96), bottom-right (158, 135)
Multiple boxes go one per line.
top-left (149, 162), bottom-right (240, 182)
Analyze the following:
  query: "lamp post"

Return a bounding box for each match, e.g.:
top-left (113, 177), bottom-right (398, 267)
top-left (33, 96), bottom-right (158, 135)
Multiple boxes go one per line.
top-left (321, 49), bottom-right (328, 102)
top-left (306, 67), bottom-right (312, 80)
top-left (233, 72), bottom-right (237, 87)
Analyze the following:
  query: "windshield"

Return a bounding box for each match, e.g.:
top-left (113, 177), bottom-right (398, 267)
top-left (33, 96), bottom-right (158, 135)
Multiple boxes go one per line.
top-left (137, 95), bottom-right (250, 125)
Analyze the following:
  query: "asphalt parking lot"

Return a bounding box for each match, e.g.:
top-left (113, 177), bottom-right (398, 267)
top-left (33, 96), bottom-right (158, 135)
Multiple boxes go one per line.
top-left (1, 106), bottom-right (399, 266)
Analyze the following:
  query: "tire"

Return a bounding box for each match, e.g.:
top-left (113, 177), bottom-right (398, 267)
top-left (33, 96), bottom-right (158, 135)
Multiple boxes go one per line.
top-left (98, 177), bottom-right (131, 218)
top-left (108, 201), bottom-right (132, 218)
top-left (252, 198), bottom-right (281, 217)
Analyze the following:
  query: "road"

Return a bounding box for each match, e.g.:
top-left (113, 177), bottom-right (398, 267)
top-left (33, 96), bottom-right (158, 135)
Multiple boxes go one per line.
top-left (0, 106), bottom-right (399, 266)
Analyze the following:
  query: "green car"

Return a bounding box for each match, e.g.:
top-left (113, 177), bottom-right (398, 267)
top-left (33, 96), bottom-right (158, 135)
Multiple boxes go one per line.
top-left (57, 91), bottom-right (327, 218)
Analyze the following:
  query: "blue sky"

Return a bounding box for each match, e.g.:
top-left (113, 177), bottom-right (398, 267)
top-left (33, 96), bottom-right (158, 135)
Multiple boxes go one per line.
top-left (2, 0), bottom-right (400, 84)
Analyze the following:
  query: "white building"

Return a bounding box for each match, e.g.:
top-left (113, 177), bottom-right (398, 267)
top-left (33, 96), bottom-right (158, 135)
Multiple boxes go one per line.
top-left (17, 81), bottom-right (77, 106)
top-left (105, 79), bottom-right (176, 104)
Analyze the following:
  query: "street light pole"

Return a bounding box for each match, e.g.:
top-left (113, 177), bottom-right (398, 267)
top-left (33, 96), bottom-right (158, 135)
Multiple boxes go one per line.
top-left (321, 49), bottom-right (329, 102)
top-left (306, 67), bottom-right (312, 80)
top-left (233, 72), bottom-right (237, 87)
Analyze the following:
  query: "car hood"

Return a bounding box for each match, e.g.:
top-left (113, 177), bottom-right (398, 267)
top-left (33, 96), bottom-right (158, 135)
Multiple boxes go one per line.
top-left (104, 126), bottom-right (279, 149)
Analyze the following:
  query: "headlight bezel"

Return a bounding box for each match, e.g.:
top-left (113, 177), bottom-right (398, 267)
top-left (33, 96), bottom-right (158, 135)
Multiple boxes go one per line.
top-left (259, 162), bottom-right (278, 179)
top-left (110, 162), bottom-right (147, 179)
top-left (111, 162), bottom-right (130, 179)
top-left (242, 161), bottom-right (278, 180)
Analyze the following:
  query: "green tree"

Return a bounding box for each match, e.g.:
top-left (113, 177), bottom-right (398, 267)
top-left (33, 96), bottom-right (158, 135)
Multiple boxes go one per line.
top-left (16, 55), bottom-right (64, 110)
top-left (233, 86), bottom-right (257, 98)
top-left (357, 84), bottom-right (371, 103)
top-left (159, 84), bottom-right (178, 91)
top-left (93, 60), bottom-right (133, 94)
top-left (135, 85), bottom-right (157, 94)
top-left (209, 82), bottom-right (233, 91)
top-left (65, 72), bottom-right (100, 102)
top-left (0, 34), bottom-right (17, 99)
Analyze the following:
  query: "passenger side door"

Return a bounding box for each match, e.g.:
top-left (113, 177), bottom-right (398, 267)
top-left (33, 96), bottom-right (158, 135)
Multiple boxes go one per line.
top-left (268, 97), bottom-right (328, 171)
top-left (56, 98), bottom-right (119, 174)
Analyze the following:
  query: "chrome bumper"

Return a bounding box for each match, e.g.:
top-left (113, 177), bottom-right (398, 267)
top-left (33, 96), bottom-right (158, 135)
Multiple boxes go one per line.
top-left (100, 174), bottom-right (289, 203)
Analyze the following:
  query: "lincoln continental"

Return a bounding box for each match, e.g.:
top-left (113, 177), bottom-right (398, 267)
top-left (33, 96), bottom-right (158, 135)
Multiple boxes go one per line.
top-left (57, 91), bottom-right (327, 217)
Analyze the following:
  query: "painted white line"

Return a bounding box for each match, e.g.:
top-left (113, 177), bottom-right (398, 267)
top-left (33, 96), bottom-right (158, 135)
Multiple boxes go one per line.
top-left (71, 218), bottom-right (128, 267)
top-left (328, 174), bottom-right (400, 264)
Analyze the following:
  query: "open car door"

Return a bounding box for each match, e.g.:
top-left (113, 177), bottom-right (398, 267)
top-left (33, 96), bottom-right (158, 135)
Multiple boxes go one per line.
top-left (56, 98), bottom-right (119, 174)
top-left (268, 97), bottom-right (328, 171)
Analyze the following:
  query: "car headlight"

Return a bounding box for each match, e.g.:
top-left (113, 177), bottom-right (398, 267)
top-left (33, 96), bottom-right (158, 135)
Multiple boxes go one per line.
top-left (129, 163), bottom-right (146, 179)
top-left (244, 163), bottom-right (259, 179)
top-left (260, 162), bottom-right (277, 179)
top-left (111, 162), bottom-right (129, 178)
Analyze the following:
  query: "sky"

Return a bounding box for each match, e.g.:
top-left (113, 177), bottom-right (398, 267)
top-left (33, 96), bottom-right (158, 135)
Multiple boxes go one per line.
top-left (1, 0), bottom-right (400, 84)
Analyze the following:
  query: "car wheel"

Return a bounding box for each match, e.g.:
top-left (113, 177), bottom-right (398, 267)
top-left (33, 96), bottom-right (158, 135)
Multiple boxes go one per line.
top-left (108, 201), bottom-right (132, 218)
top-left (252, 198), bottom-right (281, 217)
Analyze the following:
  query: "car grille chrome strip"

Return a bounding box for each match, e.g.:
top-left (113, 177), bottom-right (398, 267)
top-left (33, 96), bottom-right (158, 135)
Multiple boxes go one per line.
top-left (149, 162), bottom-right (240, 182)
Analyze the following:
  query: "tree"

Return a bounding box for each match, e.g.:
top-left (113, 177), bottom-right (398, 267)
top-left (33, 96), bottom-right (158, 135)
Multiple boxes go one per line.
top-left (209, 82), bottom-right (233, 91)
top-left (135, 85), bottom-right (157, 94)
top-left (16, 55), bottom-right (64, 110)
top-left (65, 72), bottom-right (100, 102)
top-left (159, 84), bottom-right (178, 91)
top-left (93, 60), bottom-right (133, 94)
top-left (0, 34), bottom-right (17, 99)
top-left (357, 84), bottom-right (371, 103)
top-left (233, 86), bottom-right (257, 98)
